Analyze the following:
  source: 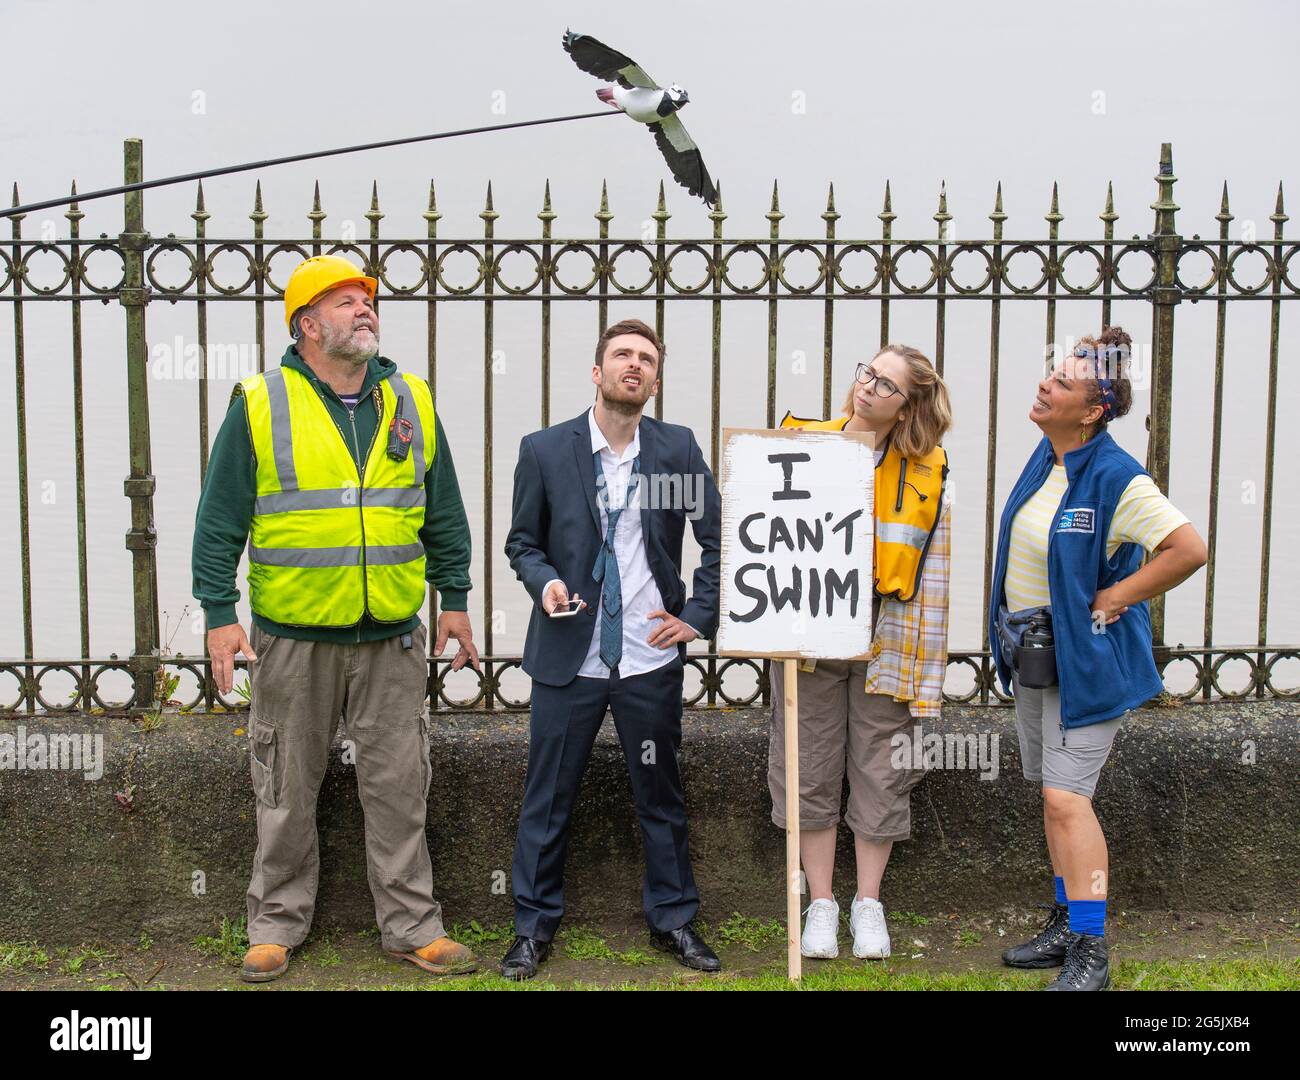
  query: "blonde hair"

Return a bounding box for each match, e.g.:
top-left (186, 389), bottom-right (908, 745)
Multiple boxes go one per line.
top-left (841, 343), bottom-right (952, 457)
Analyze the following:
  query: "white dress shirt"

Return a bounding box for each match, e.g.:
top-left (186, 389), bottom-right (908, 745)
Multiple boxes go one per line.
top-left (544, 407), bottom-right (688, 680)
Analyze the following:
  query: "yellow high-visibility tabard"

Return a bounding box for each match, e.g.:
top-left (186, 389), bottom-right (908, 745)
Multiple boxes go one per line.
top-left (240, 366), bottom-right (436, 626)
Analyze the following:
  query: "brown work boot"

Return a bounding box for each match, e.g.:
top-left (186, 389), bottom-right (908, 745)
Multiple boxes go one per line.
top-left (386, 934), bottom-right (478, 976)
top-left (240, 943), bottom-right (291, 983)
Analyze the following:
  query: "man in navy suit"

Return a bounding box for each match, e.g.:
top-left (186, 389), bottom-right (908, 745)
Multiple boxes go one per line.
top-left (500, 318), bottom-right (722, 979)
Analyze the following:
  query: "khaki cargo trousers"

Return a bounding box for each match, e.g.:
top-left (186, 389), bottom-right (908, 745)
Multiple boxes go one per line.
top-left (244, 620), bottom-right (445, 953)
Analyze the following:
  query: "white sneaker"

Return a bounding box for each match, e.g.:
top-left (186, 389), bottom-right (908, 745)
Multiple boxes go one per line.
top-left (800, 898), bottom-right (840, 958)
top-left (850, 896), bottom-right (891, 959)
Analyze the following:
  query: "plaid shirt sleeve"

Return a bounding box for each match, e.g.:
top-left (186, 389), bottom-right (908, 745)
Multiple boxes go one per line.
top-left (864, 496), bottom-right (952, 718)
top-left (906, 497), bottom-right (952, 718)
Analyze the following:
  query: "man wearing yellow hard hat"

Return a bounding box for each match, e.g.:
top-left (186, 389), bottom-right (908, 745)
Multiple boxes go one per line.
top-left (192, 253), bottom-right (481, 982)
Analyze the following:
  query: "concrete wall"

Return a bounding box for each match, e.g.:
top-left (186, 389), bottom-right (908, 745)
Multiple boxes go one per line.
top-left (1, 701), bottom-right (1295, 946)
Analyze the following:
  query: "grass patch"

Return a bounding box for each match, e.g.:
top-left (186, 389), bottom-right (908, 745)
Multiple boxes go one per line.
top-left (892, 911), bottom-right (931, 927)
top-left (446, 920), bottom-right (510, 949)
top-left (56, 944), bottom-right (118, 976)
top-left (715, 912), bottom-right (785, 952)
top-left (559, 927), bottom-right (654, 966)
top-left (1120, 957), bottom-right (1300, 991)
top-left (302, 932), bottom-right (341, 969)
top-left (0, 941), bottom-right (50, 973)
top-left (193, 915), bottom-right (250, 967)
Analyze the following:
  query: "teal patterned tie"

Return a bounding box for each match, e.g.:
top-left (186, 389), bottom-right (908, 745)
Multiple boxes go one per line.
top-left (590, 450), bottom-right (641, 670)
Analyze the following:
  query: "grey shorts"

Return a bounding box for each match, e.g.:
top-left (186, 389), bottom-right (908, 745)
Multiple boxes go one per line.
top-left (1011, 672), bottom-right (1124, 799)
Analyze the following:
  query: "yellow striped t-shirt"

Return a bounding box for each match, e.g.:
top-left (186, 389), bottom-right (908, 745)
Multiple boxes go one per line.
top-left (1004, 465), bottom-right (1191, 611)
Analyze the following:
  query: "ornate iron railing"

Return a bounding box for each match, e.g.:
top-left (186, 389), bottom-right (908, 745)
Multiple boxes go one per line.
top-left (1, 141), bottom-right (1295, 713)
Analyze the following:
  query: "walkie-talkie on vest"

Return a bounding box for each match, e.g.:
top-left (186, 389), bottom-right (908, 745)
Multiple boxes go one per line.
top-left (387, 396), bottom-right (414, 462)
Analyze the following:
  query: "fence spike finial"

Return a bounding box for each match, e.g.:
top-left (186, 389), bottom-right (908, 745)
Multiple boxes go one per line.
top-left (66, 181), bottom-right (84, 225)
top-left (365, 181), bottom-right (385, 235)
top-left (1273, 181), bottom-right (1286, 220)
top-left (192, 180), bottom-right (209, 227)
top-left (249, 181), bottom-right (267, 227)
top-left (934, 180), bottom-right (952, 237)
top-left (595, 179), bottom-right (612, 224)
top-left (1045, 180), bottom-right (1063, 233)
top-left (989, 181), bottom-right (1006, 220)
top-left (769, 180), bottom-right (780, 214)
top-left (307, 180), bottom-right (325, 234)
top-left (538, 179), bottom-right (556, 227)
top-left (652, 179), bottom-right (670, 225)
top-left (988, 181), bottom-right (1006, 242)
top-left (1215, 181), bottom-right (1232, 230)
top-left (709, 179), bottom-right (725, 220)
top-left (422, 181), bottom-right (440, 231)
top-left (825, 181), bottom-right (836, 214)
top-left (1151, 143), bottom-right (1178, 224)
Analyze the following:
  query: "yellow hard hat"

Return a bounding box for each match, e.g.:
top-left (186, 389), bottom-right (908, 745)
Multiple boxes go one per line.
top-left (284, 254), bottom-right (378, 332)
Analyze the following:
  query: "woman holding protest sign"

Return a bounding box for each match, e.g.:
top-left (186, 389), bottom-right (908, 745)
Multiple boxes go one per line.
top-left (989, 326), bottom-right (1206, 990)
top-left (773, 344), bottom-right (952, 960)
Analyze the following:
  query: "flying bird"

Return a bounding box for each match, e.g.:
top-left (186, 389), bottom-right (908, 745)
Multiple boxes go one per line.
top-left (561, 29), bottom-right (718, 208)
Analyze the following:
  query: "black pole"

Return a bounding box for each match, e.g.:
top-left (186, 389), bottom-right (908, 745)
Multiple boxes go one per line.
top-left (2, 109), bottom-right (621, 218)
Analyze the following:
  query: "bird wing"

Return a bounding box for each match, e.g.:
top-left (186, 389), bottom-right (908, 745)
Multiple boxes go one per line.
top-left (562, 29), bottom-right (658, 90)
top-left (651, 114), bottom-right (718, 208)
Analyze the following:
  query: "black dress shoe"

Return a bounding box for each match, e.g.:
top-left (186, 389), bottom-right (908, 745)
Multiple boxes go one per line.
top-left (1002, 902), bottom-right (1071, 969)
top-left (1043, 932), bottom-right (1111, 991)
top-left (650, 922), bottom-right (721, 972)
top-left (500, 935), bottom-right (551, 981)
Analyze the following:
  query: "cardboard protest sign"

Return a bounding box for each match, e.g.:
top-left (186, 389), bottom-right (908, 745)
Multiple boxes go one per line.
top-left (717, 427), bottom-right (876, 660)
top-left (715, 425), bottom-right (876, 983)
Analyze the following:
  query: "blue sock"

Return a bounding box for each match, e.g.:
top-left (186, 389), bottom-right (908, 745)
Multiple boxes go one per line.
top-left (1067, 898), bottom-right (1107, 937)
top-left (1054, 876), bottom-right (1067, 905)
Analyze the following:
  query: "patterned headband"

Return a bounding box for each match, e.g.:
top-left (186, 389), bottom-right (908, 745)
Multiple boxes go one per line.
top-left (1072, 343), bottom-right (1126, 422)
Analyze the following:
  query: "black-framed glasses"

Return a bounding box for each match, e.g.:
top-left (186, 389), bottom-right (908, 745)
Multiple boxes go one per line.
top-left (854, 363), bottom-right (907, 401)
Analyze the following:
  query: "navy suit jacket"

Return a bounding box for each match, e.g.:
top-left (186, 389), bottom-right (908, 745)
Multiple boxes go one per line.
top-left (504, 409), bottom-right (722, 687)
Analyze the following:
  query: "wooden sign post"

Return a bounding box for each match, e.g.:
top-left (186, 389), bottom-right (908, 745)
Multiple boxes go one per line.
top-left (716, 426), bottom-right (875, 982)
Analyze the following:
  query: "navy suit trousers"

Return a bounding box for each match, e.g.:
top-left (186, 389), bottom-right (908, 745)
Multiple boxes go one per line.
top-left (510, 655), bottom-right (699, 940)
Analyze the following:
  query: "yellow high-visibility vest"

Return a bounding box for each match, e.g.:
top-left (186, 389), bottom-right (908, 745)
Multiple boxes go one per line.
top-left (779, 411), bottom-right (947, 602)
top-left (239, 365), bottom-right (437, 626)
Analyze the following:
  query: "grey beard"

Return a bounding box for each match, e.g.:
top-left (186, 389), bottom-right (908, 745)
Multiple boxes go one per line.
top-left (320, 322), bottom-right (379, 365)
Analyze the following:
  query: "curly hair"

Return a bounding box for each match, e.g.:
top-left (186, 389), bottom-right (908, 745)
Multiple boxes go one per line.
top-left (1075, 325), bottom-right (1134, 432)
